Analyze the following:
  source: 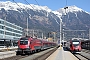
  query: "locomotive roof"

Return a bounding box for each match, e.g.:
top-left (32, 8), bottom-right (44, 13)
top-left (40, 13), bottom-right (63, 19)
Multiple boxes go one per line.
top-left (71, 40), bottom-right (80, 42)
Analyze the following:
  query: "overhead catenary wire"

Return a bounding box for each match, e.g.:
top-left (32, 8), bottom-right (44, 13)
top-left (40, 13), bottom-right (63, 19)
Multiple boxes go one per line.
top-left (24, 0), bottom-right (40, 8)
top-left (24, 0), bottom-right (35, 10)
top-left (12, 0), bottom-right (30, 16)
top-left (12, 0), bottom-right (31, 21)
top-left (24, 0), bottom-right (48, 16)
top-left (12, 0), bottom-right (22, 10)
top-left (34, 0), bottom-right (40, 6)
top-left (24, 0), bottom-right (38, 16)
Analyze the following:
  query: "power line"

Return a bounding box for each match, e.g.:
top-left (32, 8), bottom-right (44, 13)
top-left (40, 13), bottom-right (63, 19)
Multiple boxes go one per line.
top-left (12, 0), bottom-right (22, 9)
top-left (24, 0), bottom-right (35, 10)
top-left (12, 0), bottom-right (30, 16)
top-left (35, 0), bottom-right (40, 6)
top-left (24, 0), bottom-right (38, 16)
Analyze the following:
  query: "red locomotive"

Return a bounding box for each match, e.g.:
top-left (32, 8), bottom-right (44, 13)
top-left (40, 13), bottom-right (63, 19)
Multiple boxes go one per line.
top-left (16, 36), bottom-right (57, 55)
top-left (66, 38), bottom-right (81, 53)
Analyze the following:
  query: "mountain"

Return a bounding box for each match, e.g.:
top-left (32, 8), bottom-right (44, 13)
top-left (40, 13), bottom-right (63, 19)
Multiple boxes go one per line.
top-left (0, 1), bottom-right (90, 38)
top-left (56, 6), bottom-right (90, 39)
top-left (0, 1), bottom-right (60, 32)
top-left (57, 5), bottom-right (90, 30)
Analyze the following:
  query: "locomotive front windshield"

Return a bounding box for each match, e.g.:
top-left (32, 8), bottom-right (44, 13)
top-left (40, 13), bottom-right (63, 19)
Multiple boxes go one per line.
top-left (72, 40), bottom-right (80, 46)
top-left (20, 38), bottom-right (28, 45)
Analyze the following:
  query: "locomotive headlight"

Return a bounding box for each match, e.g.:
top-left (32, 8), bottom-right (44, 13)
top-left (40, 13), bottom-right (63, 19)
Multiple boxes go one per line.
top-left (27, 46), bottom-right (29, 48)
top-left (75, 46), bottom-right (79, 49)
top-left (26, 46), bottom-right (30, 51)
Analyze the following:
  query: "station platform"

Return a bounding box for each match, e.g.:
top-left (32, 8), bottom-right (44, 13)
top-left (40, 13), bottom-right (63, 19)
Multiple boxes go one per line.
top-left (0, 46), bottom-right (18, 51)
top-left (0, 50), bottom-right (16, 59)
top-left (46, 47), bottom-right (79, 60)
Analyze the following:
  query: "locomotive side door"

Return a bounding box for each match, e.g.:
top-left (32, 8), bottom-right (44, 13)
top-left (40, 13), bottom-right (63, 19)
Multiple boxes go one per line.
top-left (30, 40), bottom-right (35, 51)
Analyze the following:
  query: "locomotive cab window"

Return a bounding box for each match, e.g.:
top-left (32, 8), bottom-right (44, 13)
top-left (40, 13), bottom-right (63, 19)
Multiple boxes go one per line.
top-left (72, 40), bottom-right (80, 46)
top-left (72, 42), bottom-right (79, 44)
top-left (20, 38), bottom-right (28, 45)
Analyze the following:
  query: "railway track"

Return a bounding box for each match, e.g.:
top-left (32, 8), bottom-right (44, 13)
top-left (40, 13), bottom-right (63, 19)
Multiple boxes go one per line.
top-left (73, 49), bottom-right (90, 60)
top-left (74, 53), bottom-right (89, 60)
top-left (0, 47), bottom-right (57, 60)
top-left (65, 47), bottom-right (90, 60)
top-left (33, 47), bottom-right (57, 60)
top-left (0, 55), bottom-right (28, 60)
top-left (82, 49), bottom-right (90, 54)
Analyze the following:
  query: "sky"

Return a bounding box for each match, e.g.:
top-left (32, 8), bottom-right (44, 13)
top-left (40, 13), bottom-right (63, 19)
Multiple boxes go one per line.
top-left (1, 0), bottom-right (90, 12)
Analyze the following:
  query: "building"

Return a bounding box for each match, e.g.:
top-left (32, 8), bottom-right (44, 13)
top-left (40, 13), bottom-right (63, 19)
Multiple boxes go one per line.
top-left (23, 29), bottom-right (42, 38)
top-left (0, 19), bottom-right (23, 39)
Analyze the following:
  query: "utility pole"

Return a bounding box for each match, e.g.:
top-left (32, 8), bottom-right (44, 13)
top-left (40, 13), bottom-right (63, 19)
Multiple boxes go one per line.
top-left (4, 16), bottom-right (6, 38)
top-left (63, 29), bottom-right (65, 47)
top-left (42, 32), bottom-right (43, 39)
top-left (52, 32), bottom-right (56, 42)
top-left (82, 33), bottom-right (84, 39)
top-left (33, 30), bottom-right (34, 38)
top-left (27, 18), bottom-right (28, 36)
top-left (89, 29), bottom-right (90, 40)
top-left (53, 32), bottom-right (56, 42)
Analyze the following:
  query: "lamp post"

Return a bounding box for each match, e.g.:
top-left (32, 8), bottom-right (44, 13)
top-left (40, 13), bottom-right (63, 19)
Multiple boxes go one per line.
top-left (59, 18), bottom-right (62, 48)
top-left (64, 7), bottom-right (68, 15)
top-left (63, 6), bottom-right (68, 47)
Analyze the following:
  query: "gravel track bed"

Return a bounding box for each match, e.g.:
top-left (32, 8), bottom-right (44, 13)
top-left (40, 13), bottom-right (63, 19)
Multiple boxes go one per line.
top-left (0, 55), bottom-right (28, 60)
top-left (33, 47), bottom-right (57, 60)
top-left (0, 47), bottom-right (58, 60)
top-left (74, 53), bottom-right (88, 60)
top-left (73, 49), bottom-right (90, 60)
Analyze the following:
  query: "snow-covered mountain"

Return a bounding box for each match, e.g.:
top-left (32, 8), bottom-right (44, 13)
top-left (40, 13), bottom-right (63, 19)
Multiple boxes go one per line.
top-left (0, 1), bottom-right (90, 35)
top-left (0, 1), bottom-right (60, 32)
top-left (58, 5), bottom-right (83, 13)
top-left (0, 1), bottom-right (52, 12)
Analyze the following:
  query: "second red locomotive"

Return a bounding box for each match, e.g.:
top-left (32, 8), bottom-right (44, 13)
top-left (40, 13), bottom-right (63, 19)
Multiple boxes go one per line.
top-left (66, 38), bottom-right (81, 53)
